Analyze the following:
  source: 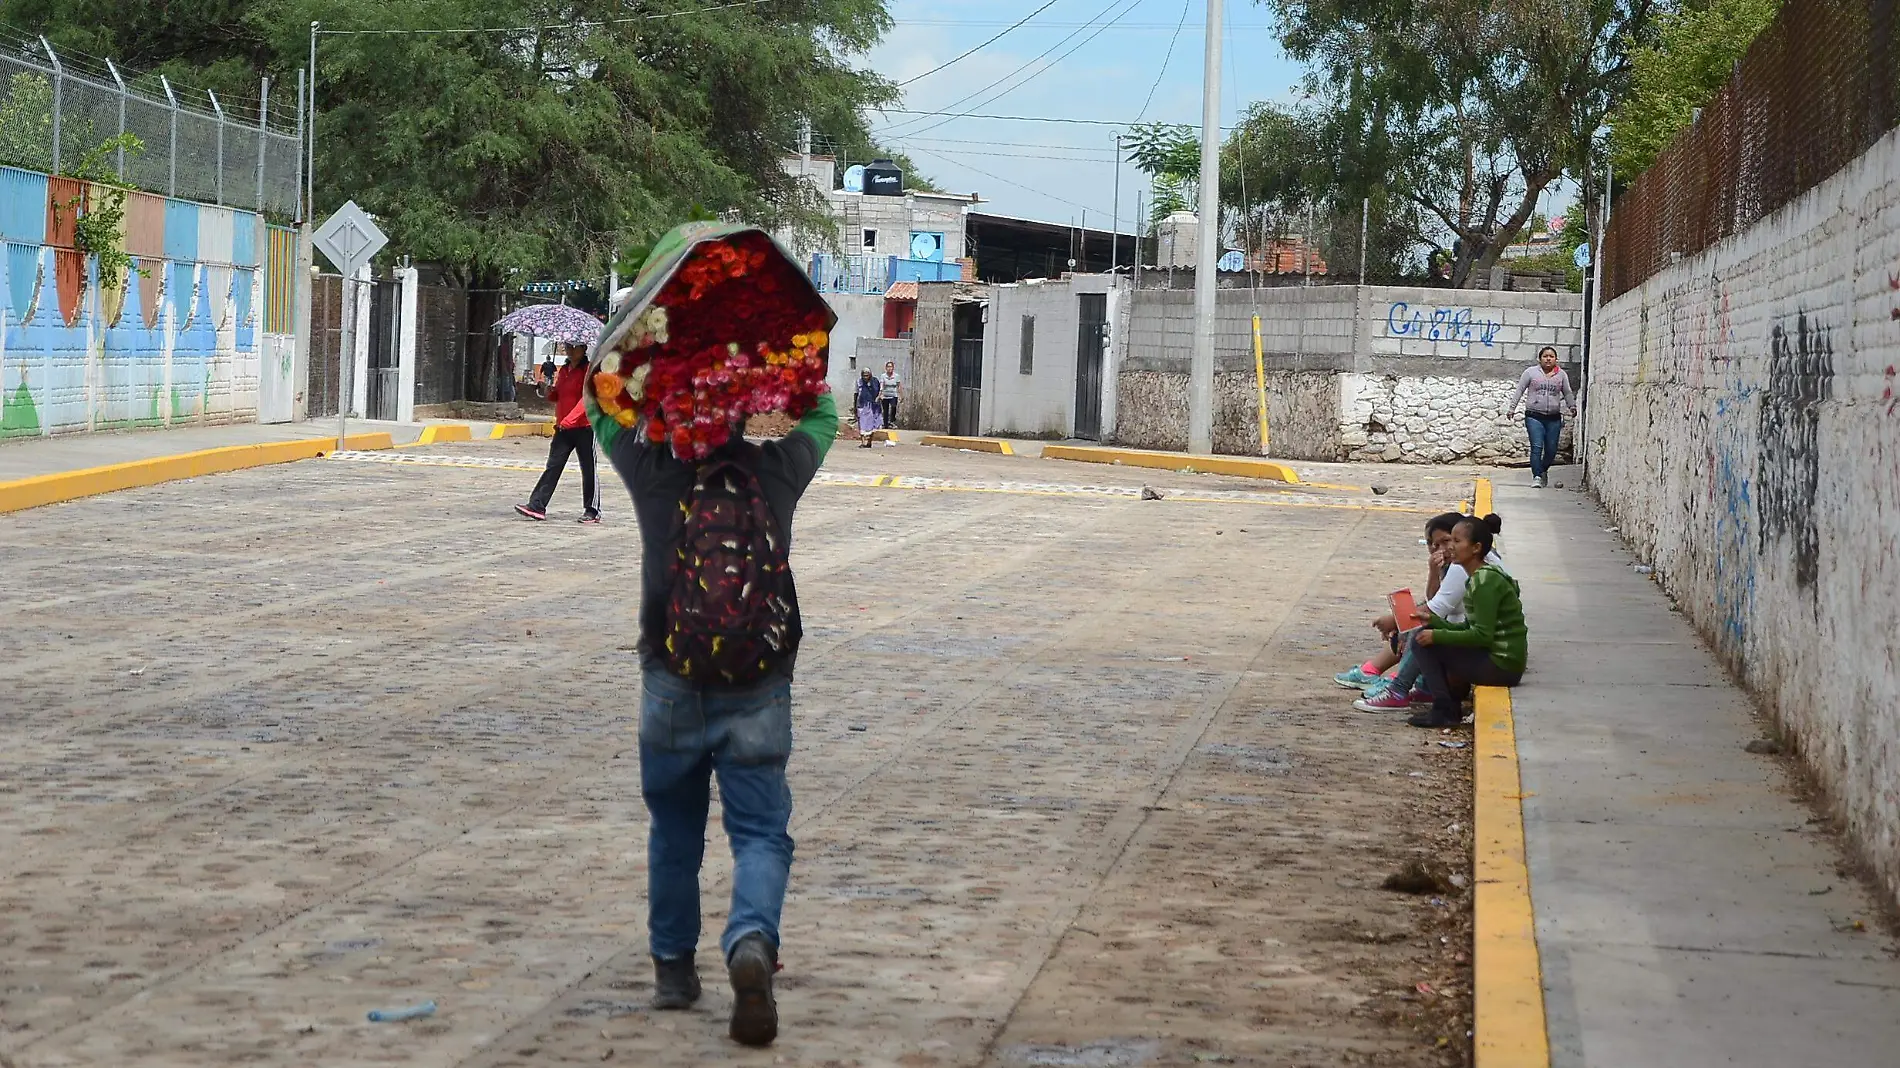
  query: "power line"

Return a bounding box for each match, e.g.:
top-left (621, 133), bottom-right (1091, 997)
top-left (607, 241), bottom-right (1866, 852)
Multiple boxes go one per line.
top-left (1135, 0), bottom-right (1194, 123)
top-left (315, 0), bottom-right (778, 36)
top-left (902, 144), bottom-right (1112, 217)
top-left (883, 144), bottom-right (1117, 163)
top-left (896, 0), bottom-right (1064, 87)
top-left (874, 109), bottom-right (1227, 131)
top-left (880, 0), bottom-right (1141, 138)
top-left (891, 19), bottom-right (1273, 29)
top-left (886, 135), bottom-right (1122, 153)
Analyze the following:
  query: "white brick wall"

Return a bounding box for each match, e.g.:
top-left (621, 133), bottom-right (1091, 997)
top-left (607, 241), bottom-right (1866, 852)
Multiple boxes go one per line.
top-left (1590, 124), bottom-right (1900, 908)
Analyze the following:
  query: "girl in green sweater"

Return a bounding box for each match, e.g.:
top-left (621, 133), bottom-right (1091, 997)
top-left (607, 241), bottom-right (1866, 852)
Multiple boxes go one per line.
top-left (1406, 514), bottom-right (1528, 728)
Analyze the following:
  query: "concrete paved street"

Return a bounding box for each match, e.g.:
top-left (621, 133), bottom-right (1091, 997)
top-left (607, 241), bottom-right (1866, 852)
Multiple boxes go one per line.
top-left (0, 438), bottom-right (1477, 1068)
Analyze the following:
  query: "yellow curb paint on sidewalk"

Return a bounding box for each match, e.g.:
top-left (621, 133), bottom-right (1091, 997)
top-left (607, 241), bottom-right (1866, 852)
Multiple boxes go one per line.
top-left (920, 435), bottom-right (1015, 455)
top-left (486, 419), bottom-right (554, 437)
top-left (1042, 444), bottom-right (1302, 484)
top-left (415, 424), bottom-right (474, 445)
top-left (1474, 684), bottom-right (1551, 1068)
top-left (0, 433), bottom-right (397, 516)
top-left (1474, 477), bottom-right (1494, 517)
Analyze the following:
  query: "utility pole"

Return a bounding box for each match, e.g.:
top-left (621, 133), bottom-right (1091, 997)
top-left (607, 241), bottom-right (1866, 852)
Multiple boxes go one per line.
top-left (1187, 0), bottom-right (1223, 455)
top-left (1110, 134), bottom-right (1123, 274)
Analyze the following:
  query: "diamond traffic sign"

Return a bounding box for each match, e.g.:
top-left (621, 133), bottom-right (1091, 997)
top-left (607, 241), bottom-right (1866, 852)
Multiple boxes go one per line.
top-left (313, 201), bottom-right (389, 277)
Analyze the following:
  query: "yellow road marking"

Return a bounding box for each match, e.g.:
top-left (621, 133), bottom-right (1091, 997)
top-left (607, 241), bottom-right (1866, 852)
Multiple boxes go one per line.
top-left (920, 435), bottom-right (1015, 455)
top-left (1042, 444), bottom-right (1302, 484)
top-left (0, 434), bottom-right (397, 516)
top-left (1474, 685), bottom-right (1551, 1068)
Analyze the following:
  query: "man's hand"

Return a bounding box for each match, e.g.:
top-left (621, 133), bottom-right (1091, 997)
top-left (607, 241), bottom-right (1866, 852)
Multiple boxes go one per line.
top-left (1416, 629), bottom-right (1436, 647)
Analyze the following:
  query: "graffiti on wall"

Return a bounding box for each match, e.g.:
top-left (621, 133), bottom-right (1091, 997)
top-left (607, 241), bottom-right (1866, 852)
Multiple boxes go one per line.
top-left (1757, 310), bottom-right (1834, 595)
top-left (1385, 302), bottom-right (1502, 350)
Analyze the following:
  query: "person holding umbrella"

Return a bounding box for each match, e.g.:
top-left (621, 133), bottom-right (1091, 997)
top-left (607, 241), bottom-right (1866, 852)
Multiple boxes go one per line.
top-left (515, 341), bottom-right (602, 523)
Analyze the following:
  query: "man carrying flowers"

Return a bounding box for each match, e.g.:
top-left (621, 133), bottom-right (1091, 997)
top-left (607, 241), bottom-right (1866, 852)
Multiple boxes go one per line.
top-left (587, 223), bottom-right (839, 1048)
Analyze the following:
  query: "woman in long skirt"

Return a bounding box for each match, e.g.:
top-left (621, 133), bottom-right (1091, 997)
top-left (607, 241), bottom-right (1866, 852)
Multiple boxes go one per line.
top-left (854, 369), bottom-right (882, 449)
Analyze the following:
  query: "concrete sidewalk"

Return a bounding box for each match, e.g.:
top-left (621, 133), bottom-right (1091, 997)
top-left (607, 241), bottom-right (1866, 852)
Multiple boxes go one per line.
top-left (0, 420), bottom-right (441, 482)
top-left (1503, 465), bottom-right (1900, 1067)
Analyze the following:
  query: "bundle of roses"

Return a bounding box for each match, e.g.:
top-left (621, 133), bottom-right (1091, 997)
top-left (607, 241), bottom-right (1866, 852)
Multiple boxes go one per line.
top-left (589, 230), bottom-right (833, 462)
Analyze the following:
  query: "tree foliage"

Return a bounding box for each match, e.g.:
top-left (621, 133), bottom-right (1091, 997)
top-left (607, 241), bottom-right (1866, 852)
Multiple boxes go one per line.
top-left (1607, 0), bottom-right (1781, 180)
top-left (1258, 0), bottom-right (1657, 287)
top-left (5, 0), bottom-right (899, 285)
top-left (1123, 122), bottom-right (1200, 223)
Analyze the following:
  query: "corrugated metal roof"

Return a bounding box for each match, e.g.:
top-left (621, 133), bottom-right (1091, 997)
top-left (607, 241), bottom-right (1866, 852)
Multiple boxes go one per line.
top-left (884, 280), bottom-right (919, 301)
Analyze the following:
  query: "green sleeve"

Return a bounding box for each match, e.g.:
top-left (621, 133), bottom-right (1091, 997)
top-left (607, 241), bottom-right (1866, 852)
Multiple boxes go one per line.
top-left (590, 403), bottom-right (623, 452)
top-left (793, 391), bottom-right (839, 463)
top-left (1431, 573), bottom-right (1499, 648)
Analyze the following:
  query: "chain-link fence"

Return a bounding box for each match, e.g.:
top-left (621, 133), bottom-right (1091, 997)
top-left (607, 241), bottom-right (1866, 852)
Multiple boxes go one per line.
top-left (0, 30), bottom-right (303, 220)
top-left (1604, 0), bottom-right (1898, 301)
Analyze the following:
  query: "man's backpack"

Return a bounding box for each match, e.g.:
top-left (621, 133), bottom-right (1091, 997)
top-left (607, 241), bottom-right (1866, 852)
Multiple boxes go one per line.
top-left (661, 460), bottom-right (798, 686)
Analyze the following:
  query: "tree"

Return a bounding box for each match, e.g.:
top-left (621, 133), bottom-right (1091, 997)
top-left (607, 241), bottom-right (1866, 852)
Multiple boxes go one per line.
top-left (1608, 0), bottom-right (1782, 179)
top-left (1123, 122), bottom-right (1200, 225)
top-left (1260, 0), bottom-right (1658, 287)
top-left (7, 0), bottom-right (899, 283)
top-left (1219, 101), bottom-right (1436, 278)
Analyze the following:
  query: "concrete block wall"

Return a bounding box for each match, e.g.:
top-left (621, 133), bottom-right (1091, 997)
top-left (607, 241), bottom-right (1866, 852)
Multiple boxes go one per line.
top-left (1, 162), bottom-right (294, 437)
top-left (1589, 124), bottom-right (1900, 907)
top-left (822, 292), bottom-right (886, 400)
top-left (1114, 283), bottom-right (1583, 461)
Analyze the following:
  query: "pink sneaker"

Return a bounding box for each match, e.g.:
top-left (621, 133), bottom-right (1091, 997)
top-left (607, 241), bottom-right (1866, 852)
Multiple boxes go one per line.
top-left (1409, 687), bottom-right (1433, 706)
top-left (1353, 687), bottom-right (1414, 713)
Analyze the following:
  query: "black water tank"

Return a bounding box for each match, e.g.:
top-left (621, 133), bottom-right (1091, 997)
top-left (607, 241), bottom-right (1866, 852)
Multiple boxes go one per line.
top-left (863, 158), bottom-right (903, 197)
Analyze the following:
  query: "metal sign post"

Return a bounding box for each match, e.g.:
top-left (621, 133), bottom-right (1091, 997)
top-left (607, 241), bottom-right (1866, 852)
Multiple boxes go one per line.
top-left (312, 201), bottom-right (389, 451)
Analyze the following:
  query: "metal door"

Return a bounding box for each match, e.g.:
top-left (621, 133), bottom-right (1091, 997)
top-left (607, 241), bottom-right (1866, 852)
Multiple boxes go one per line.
top-left (951, 338), bottom-right (983, 437)
top-left (365, 276), bottom-right (400, 421)
top-left (1073, 293), bottom-right (1107, 440)
top-left (950, 301), bottom-right (985, 437)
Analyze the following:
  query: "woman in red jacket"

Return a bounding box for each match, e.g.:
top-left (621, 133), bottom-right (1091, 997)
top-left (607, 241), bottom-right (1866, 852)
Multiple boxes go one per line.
top-left (515, 343), bottom-right (603, 524)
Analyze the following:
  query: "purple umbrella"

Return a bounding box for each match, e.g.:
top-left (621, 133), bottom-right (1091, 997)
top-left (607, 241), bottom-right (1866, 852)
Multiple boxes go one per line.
top-left (491, 303), bottom-right (605, 345)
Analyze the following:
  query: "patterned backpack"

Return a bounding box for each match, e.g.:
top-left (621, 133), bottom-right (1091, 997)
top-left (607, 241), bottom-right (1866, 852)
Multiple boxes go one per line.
top-left (661, 460), bottom-right (798, 686)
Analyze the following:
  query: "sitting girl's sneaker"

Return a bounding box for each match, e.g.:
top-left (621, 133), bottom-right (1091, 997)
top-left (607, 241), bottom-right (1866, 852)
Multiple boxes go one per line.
top-left (1353, 686), bottom-right (1415, 713)
top-left (1333, 665), bottom-right (1380, 690)
top-left (1409, 686), bottom-right (1433, 706)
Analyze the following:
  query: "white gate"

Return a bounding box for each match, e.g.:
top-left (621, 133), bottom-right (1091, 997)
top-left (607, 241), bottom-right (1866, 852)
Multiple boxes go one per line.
top-left (258, 333), bottom-right (295, 423)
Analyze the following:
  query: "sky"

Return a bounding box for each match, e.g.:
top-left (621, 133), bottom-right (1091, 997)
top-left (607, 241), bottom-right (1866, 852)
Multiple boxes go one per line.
top-left (855, 0), bottom-right (1305, 232)
top-left (851, 0), bottom-right (1577, 240)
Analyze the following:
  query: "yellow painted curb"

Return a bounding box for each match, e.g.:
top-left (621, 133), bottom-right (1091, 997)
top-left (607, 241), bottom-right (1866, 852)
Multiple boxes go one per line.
top-left (919, 435), bottom-right (1015, 455)
top-left (0, 433), bottom-right (397, 516)
top-left (415, 424), bottom-right (474, 445)
top-left (1042, 445), bottom-right (1301, 485)
top-left (490, 422), bottom-right (557, 439)
top-left (1474, 478), bottom-right (1494, 517)
top-left (1474, 685), bottom-right (1551, 1068)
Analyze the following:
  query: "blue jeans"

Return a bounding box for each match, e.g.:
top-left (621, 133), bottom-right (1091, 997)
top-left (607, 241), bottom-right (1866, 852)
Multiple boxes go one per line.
top-left (1525, 413), bottom-right (1563, 479)
top-left (639, 666), bottom-right (795, 962)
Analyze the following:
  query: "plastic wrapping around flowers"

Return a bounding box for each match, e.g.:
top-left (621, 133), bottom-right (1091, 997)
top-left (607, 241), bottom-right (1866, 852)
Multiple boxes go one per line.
top-left (586, 223), bottom-right (836, 462)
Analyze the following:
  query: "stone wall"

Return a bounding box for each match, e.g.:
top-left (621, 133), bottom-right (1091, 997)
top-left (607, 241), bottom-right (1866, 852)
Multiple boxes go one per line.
top-left (1113, 284), bottom-right (1584, 462)
top-left (907, 281), bottom-right (971, 432)
top-left (1589, 125), bottom-right (1900, 906)
top-left (1337, 373), bottom-right (1572, 464)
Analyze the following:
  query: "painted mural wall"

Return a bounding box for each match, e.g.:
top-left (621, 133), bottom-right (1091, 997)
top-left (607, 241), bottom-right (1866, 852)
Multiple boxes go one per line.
top-left (1590, 127), bottom-right (1900, 907)
top-left (0, 165), bottom-right (296, 440)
